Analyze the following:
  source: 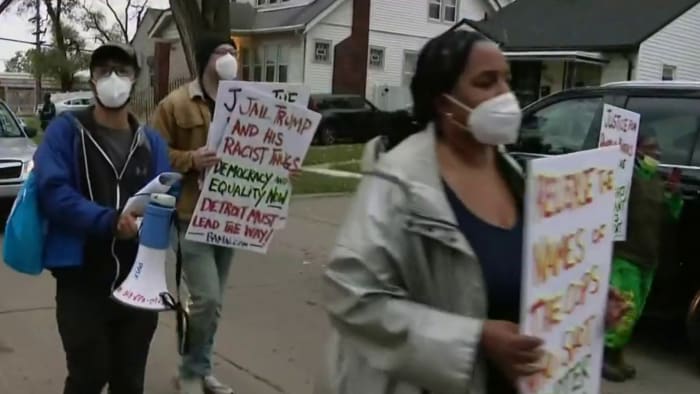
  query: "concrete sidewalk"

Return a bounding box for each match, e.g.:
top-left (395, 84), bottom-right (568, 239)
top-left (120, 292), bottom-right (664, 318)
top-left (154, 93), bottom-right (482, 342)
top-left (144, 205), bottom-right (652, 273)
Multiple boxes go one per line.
top-left (0, 196), bottom-right (351, 394)
top-left (1, 194), bottom-right (699, 394)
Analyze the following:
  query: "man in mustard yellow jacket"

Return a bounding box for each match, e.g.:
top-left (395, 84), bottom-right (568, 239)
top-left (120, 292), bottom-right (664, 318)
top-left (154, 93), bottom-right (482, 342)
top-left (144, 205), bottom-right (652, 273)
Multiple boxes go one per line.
top-left (151, 31), bottom-right (239, 394)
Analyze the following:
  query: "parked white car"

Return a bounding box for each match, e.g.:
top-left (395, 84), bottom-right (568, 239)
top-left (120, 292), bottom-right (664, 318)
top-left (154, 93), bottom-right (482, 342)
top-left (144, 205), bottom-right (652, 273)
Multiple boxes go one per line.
top-left (55, 96), bottom-right (93, 115)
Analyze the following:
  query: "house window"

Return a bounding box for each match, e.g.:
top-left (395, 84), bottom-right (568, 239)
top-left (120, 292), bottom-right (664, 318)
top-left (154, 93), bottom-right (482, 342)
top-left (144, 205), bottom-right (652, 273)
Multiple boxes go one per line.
top-left (257, 0), bottom-right (290, 5)
top-left (314, 40), bottom-right (332, 64)
top-left (278, 46), bottom-right (289, 83)
top-left (265, 46), bottom-right (277, 82)
top-left (662, 65), bottom-right (676, 81)
top-left (244, 44), bottom-right (289, 82)
top-left (369, 47), bottom-right (385, 69)
top-left (402, 51), bottom-right (418, 87)
top-left (253, 47), bottom-right (264, 81)
top-left (240, 48), bottom-right (250, 81)
top-left (429, 0), bottom-right (457, 23)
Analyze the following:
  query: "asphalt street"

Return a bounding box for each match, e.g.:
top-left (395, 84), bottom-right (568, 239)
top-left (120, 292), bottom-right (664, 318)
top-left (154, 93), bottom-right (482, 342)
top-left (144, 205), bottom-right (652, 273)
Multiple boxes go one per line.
top-left (0, 195), bottom-right (698, 393)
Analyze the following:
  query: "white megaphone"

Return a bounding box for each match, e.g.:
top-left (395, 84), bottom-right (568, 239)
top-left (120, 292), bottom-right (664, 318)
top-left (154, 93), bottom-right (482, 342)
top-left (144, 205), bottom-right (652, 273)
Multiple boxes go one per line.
top-left (113, 193), bottom-right (176, 311)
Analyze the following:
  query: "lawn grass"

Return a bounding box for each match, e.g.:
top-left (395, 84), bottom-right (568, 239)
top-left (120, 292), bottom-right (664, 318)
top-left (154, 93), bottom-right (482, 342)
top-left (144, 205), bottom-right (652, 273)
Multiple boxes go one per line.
top-left (292, 171), bottom-right (360, 195)
top-left (20, 116), bottom-right (44, 144)
top-left (303, 144), bottom-right (363, 166)
top-left (32, 132), bottom-right (44, 144)
top-left (22, 116), bottom-right (41, 130)
top-left (327, 160), bottom-right (362, 173)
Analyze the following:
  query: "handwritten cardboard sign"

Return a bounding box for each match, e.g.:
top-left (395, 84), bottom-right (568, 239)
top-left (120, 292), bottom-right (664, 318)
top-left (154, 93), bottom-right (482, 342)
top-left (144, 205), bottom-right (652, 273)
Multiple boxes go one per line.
top-left (186, 88), bottom-right (321, 253)
top-left (598, 104), bottom-right (640, 241)
top-left (519, 146), bottom-right (618, 394)
top-left (207, 82), bottom-right (311, 150)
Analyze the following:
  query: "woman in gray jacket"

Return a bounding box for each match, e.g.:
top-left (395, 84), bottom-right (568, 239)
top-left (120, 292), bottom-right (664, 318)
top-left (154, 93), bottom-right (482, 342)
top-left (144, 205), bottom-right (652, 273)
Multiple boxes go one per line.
top-left (318, 30), bottom-right (625, 394)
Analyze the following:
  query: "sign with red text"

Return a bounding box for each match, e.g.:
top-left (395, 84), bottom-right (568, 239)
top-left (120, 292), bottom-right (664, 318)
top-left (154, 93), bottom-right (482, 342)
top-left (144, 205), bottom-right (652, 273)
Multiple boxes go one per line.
top-left (519, 146), bottom-right (618, 394)
top-left (207, 82), bottom-right (311, 150)
top-left (186, 88), bottom-right (321, 253)
top-left (598, 104), bottom-right (640, 241)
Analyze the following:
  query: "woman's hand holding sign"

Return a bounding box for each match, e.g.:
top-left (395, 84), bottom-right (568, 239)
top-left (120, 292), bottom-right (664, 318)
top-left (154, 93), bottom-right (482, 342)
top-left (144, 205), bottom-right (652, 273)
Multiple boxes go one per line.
top-left (605, 288), bottom-right (630, 329)
top-left (482, 320), bottom-right (544, 382)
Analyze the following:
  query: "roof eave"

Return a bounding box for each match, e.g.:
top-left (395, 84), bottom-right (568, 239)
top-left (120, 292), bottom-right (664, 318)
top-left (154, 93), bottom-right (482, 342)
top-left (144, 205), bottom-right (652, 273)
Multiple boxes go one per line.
top-left (231, 24), bottom-right (306, 35)
top-left (229, 0), bottom-right (343, 37)
top-left (500, 44), bottom-right (638, 53)
top-left (148, 9), bottom-right (172, 39)
top-left (304, 0), bottom-right (347, 34)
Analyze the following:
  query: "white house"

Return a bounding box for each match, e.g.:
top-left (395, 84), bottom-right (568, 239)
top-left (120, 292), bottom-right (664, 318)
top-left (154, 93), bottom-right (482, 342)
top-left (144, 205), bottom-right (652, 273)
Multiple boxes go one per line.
top-left (228, 0), bottom-right (513, 108)
top-left (137, 0), bottom-right (515, 109)
top-left (466, 0), bottom-right (700, 105)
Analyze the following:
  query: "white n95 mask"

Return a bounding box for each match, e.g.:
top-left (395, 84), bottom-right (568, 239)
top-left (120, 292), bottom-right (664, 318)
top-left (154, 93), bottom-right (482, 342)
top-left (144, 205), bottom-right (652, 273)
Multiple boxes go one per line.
top-left (444, 92), bottom-right (523, 145)
top-left (95, 72), bottom-right (133, 109)
top-left (215, 54), bottom-right (239, 81)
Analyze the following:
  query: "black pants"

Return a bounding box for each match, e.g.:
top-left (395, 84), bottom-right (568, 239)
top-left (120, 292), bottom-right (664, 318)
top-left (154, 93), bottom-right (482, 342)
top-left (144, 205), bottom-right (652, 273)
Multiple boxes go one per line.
top-left (55, 283), bottom-right (159, 394)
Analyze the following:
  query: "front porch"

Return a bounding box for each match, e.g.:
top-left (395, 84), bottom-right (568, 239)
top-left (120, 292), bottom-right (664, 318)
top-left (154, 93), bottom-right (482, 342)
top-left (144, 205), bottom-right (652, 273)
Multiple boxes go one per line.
top-left (506, 51), bottom-right (622, 106)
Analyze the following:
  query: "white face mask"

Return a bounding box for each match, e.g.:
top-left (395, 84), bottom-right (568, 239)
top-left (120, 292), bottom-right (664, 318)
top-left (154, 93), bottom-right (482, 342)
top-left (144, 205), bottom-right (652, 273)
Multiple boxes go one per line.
top-left (215, 54), bottom-right (238, 80)
top-left (95, 72), bottom-right (133, 109)
top-left (444, 92), bottom-right (523, 145)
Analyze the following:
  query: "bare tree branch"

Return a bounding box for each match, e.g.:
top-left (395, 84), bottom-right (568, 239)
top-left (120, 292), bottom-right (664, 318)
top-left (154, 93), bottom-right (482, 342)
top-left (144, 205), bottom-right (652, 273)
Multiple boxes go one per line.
top-left (132, 0), bottom-right (148, 27)
top-left (100, 0), bottom-right (128, 42)
top-left (80, 0), bottom-right (114, 43)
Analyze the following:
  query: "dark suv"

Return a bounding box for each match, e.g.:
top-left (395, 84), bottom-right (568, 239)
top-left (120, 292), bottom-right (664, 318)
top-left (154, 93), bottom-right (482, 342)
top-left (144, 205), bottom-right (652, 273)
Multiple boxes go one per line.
top-left (309, 94), bottom-right (383, 145)
top-left (507, 81), bottom-right (700, 365)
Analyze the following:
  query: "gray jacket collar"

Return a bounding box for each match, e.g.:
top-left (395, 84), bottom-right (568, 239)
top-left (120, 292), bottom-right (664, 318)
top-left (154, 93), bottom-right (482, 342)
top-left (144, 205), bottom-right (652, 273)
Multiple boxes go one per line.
top-left (368, 125), bottom-right (525, 254)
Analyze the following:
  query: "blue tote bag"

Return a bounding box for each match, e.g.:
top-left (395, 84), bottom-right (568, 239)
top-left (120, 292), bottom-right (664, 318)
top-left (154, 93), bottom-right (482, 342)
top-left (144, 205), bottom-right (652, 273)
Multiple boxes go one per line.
top-left (3, 171), bottom-right (45, 275)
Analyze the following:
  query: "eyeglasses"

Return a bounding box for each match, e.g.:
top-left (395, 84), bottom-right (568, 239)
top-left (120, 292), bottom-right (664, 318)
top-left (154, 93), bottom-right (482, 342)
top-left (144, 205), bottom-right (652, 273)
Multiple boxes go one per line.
top-left (213, 46), bottom-right (237, 57)
top-left (92, 64), bottom-right (136, 79)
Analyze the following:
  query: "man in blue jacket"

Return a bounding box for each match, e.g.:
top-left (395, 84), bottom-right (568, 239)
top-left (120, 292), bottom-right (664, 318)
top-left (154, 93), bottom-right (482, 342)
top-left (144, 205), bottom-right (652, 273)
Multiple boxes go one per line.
top-left (34, 43), bottom-right (172, 394)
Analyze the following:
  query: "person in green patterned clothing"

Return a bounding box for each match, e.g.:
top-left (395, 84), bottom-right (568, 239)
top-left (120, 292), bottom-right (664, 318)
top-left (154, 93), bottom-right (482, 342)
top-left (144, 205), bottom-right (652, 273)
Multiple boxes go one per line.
top-left (603, 132), bottom-right (684, 382)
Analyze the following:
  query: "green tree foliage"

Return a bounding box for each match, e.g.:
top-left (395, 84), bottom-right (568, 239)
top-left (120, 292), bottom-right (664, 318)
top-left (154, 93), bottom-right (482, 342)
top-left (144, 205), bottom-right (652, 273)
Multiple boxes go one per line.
top-left (13, 0), bottom-right (86, 90)
top-left (4, 50), bottom-right (34, 73)
top-left (12, 0), bottom-right (139, 90)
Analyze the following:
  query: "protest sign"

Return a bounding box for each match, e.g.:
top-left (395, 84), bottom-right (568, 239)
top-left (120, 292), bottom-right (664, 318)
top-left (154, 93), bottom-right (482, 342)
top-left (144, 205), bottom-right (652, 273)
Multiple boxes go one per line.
top-left (598, 104), bottom-right (640, 241)
top-left (207, 82), bottom-right (311, 150)
top-left (186, 88), bottom-right (321, 253)
top-left (519, 146), bottom-right (618, 394)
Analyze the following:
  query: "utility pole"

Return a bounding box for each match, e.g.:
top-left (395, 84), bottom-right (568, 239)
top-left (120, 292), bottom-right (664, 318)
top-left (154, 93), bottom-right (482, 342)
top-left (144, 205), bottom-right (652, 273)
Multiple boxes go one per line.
top-left (30, 0), bottom-right (43, 109)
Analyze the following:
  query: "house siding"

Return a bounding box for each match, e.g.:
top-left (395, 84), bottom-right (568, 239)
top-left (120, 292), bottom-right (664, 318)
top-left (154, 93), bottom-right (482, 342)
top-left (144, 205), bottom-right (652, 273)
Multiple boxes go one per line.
top-left (636, 2), bottom-right (700, 81)
top-left (601, 54), bottom-right (634, 85)
top-left (366, 0), bottom-right (489, 102)
top-left (370, 0), bottom-right (486, 39)
top-left (160, 23), bottom-right (190, 81)
top-left (365, 31), bottom-right (427, 91)
top-left (304, 0), bottom-right (353, 93)
top-left (304, 0), bottom-right (489, 96)
top-left (131, 10), bottom-right (161, 92)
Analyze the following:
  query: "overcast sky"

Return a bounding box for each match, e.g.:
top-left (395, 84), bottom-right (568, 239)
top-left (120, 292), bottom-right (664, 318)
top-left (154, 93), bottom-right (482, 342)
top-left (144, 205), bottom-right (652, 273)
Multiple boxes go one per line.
top-left (0, 0), bottom-right (170, 70)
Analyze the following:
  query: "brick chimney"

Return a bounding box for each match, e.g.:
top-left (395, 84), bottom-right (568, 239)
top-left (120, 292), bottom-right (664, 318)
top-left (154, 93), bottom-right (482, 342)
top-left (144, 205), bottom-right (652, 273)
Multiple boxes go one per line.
top-left (332, 0), bottom-right (370, 96)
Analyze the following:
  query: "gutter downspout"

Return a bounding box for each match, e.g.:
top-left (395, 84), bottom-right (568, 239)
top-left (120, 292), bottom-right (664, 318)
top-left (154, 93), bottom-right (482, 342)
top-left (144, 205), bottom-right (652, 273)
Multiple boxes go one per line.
top-left (300, 30), bottom-right (307, 84)
top-left (626, 53), bottom-right (635, 80)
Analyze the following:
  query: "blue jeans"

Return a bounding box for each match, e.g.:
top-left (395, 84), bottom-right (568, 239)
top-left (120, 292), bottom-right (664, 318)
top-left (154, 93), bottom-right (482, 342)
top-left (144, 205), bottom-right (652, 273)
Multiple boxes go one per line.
top-left (178, 231), bottom-right (235, 379)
